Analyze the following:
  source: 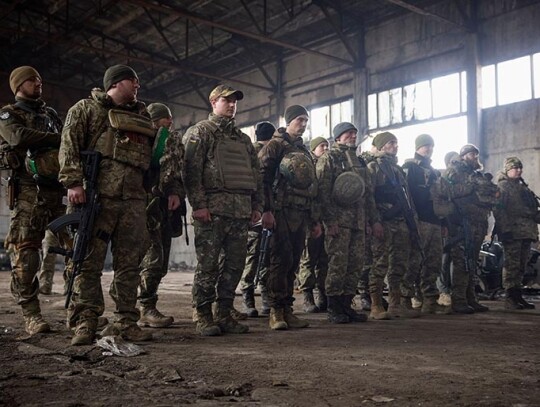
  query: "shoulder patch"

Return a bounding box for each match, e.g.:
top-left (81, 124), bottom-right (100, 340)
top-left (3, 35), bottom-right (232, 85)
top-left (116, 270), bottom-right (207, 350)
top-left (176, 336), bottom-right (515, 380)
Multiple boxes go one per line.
top-left (0, 111), bottom-right (10, 120)
top-left (64, 110), bottom-right (73, 127)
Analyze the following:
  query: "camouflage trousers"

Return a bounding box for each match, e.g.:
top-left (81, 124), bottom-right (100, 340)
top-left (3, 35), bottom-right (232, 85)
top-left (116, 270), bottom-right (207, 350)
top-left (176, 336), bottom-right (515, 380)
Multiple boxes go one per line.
top-left (68, 198), bottom-right (148, 328)
top-left (297, 231), bottom-right (328, 292)
top-left (357, 233), bottom-right (372, 293)
top-left (402, 221), bottom-right (442, 299)
top-left (449, 220), bottom-right (487, 305)
top-left (38, 229), bottom-right (68, 292)
top-left (502, 239), bottom-right (532, 289)
top-left (192, 215), bottom-right (249, 309)
top-left (369, 218), bottom-right (410, 293)
top-left (239, 226), bottom-right (268, 291)
top-left (325, 227), bottom-right (364, 296)
top-left (139, 197), bottom-right (173, 308)
top-left (436, 246), bottom-right (453, 295)
top-left (266, 208), bottom-right (308, 309)
top-left (7, 184), bottom-right (65, 316)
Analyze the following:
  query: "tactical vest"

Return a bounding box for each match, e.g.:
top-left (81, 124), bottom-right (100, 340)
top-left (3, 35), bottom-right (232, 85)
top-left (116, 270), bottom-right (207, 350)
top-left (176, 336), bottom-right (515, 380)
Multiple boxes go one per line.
top-left (431, 176), bottom-right (455, 218)
top-left (330, 148), bottom-right (365, 207)
top-left (94, 109), bottom-right (155, 171)
top-left (198, 119), bottom-right (257, 194)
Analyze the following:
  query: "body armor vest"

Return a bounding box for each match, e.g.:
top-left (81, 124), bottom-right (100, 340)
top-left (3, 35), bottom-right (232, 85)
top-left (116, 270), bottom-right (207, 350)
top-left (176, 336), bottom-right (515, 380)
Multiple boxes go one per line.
top-left (331, 149), bottom-right (365, 207)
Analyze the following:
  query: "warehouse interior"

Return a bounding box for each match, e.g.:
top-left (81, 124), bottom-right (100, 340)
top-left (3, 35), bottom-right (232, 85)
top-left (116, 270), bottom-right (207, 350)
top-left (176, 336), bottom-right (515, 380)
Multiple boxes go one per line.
top-left (0, 1), bottom-right (539, 405)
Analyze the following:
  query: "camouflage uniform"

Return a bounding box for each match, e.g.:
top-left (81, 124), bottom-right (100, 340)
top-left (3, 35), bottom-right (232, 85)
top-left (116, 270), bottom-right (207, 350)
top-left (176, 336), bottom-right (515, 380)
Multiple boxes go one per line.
top-left (239, 141), bottom-right (269, 293)
top-left (259, 129), bottom-right (317, 312)
top-left (494, 170), bottom-right (538, 307)
top-left (444, 160), bottom-right (495, 311)
top-left (184, 113), bottom-right (262, 332)
top-left (139, 129), bottom-right (185, 314)
top-left (59, 88), bottom-right (151, 331)
top-left (317, 144), bottom-right (378, 321)
top-left (402, 153), bottom-right (443, 310)
top-left (368, 152), bottom-right (414, 318)
top-left (0, 96), bottom-right (64, 332)
top-left (38, 229), bottom-right (67, 295)
top-left (297, 150), bottom-right (328, 312)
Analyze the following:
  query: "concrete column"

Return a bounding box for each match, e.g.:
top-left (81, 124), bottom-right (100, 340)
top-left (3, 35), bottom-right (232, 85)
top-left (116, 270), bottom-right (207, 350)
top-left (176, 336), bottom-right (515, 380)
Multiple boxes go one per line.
top-left (466, 32), bottom-right (482, 152)
top-left (353, 68), bottom-right (369, 137)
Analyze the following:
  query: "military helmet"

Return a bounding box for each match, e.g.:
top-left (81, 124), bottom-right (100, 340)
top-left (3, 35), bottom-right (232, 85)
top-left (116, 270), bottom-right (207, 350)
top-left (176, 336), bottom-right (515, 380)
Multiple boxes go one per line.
top-left (332, 172), bottom-right (365, 207)
top-left (279, 152), bottom-right (315, 190)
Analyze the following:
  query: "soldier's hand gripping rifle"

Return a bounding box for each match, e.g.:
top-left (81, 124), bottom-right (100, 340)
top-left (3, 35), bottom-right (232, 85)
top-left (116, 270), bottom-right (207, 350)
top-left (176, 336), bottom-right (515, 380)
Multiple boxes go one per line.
top-left (48, 151), bottom-right (102, 309)
top-left (379, 159), bottom-right (425, 266)
top-left (254, 226), bottom-right (272, 287)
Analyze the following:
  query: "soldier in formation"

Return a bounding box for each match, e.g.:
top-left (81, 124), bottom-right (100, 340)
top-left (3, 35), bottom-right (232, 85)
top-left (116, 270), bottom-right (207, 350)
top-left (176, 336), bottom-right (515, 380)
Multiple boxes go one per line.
top-left (0, 66), bottom-right (65, 335)
top-left (297, 136), bottom-right (329, 313)
top-left (138, 102), bottom-right (185, 328)
top-left (183, 85), bottom-right (262, 336)
top-left (59, 65), bottom-right (154, 345)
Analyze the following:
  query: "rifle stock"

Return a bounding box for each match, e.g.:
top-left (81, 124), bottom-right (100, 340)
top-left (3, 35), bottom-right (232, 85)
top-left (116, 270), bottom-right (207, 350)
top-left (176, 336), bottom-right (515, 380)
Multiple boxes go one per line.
top-left (254, 228), bottom-right (272, 287)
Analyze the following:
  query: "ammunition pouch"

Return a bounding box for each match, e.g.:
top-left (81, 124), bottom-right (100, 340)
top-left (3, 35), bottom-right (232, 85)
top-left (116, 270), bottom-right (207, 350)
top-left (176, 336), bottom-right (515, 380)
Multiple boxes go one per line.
top-left (279, 151), bottom-right (316, 190)
top-left (381, 204), bottom-right (403, 221)
top-left (94, 109), bottom-right (155, 170)
top-left (0, 143), bottom-right (21, 170)
top-left (214, 139), bottom-right (257, 193)
top-left (6, 175), bottom-right (19, 210)
top-left (25, 147), bottom-right (60, 182)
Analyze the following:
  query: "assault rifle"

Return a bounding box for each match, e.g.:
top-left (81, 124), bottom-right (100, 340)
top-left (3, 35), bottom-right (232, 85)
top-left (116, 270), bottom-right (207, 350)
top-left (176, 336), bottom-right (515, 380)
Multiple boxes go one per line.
top-left (378, 158), bottom-right (425, 265)
top-left (254, 226), bottom-right (272, 287)
top-left (48, 151), bottom-right (102, 309)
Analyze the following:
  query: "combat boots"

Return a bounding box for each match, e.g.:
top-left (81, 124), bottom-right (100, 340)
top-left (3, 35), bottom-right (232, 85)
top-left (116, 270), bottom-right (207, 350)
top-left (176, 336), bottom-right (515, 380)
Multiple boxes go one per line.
top-left (505, 288), bottom-right (524, 310)
top-left (369, 293), bottom-right (390, 320)
top-left (230, 306), bottom-right (248, 320)
top-left (359, 292), bottom-right (371, 311)
top-left (387, 291), bottom-right (420, 318)
top-left (24, 314), bottom-right (51, 335)
top-left (269, 308), bottom-right (288, 330)
top-left (242, 288), bottom-right (258, 317)
top-left (517, 288), bottom-right (535, 309)
top-left (284, 306), bottom-right (309, 328)
top-left (302, 290), bottom-right (319, 313)
top-left (451, 302), bottom-right (475, 314)
top-left (195, 304), bottom-right (221, 336)
top-left (101, 321), bottom-right (153, 342)
top-left (341, 295), bottom-right (368, 322)
top-left (466, 289), bottom-right (489, 312)
top-left (421, 296), bottom-right (452, 315)
top-left (327, 296), bottom-right (349, 324)
top-left (215, 302), bottom-right (249, 334)
top-left (138, 305), bottom-right (174, 328)
top-left (71, 319), bottom-right (97, 346)
top-left (315, 287), bottom-right (327, 312)
top-left (260, 289), bottom-right (270, 316)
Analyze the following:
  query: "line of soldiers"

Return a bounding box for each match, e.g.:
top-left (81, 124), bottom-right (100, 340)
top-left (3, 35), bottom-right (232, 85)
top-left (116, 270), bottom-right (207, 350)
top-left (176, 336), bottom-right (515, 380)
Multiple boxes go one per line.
top-left (0, 64), bottom-right (537, 346)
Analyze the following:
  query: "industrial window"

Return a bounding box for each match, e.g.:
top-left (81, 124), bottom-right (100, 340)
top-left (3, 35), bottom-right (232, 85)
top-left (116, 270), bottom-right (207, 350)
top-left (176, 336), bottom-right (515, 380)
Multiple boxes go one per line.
top-left (306, 99), bottom-right (354, 141)
top-left (481, 53), bottom-right (540, 107)
top-left (368, 72), bottom-right (466, 131)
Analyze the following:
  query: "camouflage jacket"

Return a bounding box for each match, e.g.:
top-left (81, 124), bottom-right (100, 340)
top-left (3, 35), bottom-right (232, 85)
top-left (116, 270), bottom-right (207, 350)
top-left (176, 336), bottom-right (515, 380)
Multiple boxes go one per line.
top-left (402, 153), bottom-right (441, 225)
top-left (258, 128), bottom-right (317, 218)
top-left (316, 143), bottom-right (378, 230)
top-left (444, 160), bottom-right (495, 225)
top-left (494, 173), bottom-right (539, 240)
top-left (0, 96), bottom-right (62, 185)
top-left (253, 141), bottom-right (266, 155)
top-left (59, 88), bottom-right (150, 200)
top-left (183, 113), bottom-right (262, 219)
top-left (159, 128), bottom-right (185, 199)
top-left (367, 152), bottom-right (413, 222)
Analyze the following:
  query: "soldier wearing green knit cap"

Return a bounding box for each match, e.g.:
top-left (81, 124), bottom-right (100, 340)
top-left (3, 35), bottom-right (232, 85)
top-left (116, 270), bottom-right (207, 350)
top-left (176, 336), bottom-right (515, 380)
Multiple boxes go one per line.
top-left (138, 102), bottom-right (186, 328)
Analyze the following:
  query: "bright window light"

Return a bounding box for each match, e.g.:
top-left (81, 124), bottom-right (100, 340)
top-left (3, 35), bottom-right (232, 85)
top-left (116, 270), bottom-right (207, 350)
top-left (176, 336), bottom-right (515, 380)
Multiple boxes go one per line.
top-left (368, 94), bottom-right (378, 129)
top-left (414, 80), bottom-right (432, 120)
top-left (460, 71), bottom-right (467, 112)
top-left (481, 65), bottom-right (496, 108)
top-left (308, 106), bottom-right (330, 140)
top-left (378, 91), bottom-right (390, 128)
top-left (533, 53), bottom-right (540, 99)
top-left (389, 87), bottom-right (402, 124)
top-left (432, 73), bottom-right (460, 118)
top-left (497, 56), bottom-right (532, 105)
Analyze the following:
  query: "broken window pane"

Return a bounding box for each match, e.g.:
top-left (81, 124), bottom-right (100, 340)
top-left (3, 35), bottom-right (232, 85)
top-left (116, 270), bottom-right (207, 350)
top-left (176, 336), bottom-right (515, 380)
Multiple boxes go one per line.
top-left (403, 84), bottom-right (416, 122)
top-left (389, 87), bottom-right (402, 124)
top-left (378, 91), bottom-right (390, 128)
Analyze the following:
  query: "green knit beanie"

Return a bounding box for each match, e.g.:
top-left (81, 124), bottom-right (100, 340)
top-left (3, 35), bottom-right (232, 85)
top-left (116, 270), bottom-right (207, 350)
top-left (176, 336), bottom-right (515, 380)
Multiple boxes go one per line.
top-left (284, 105), bottom-right (309, 124)
top-left (103, 65), bottom-right (139, 91)
top-left (372, 131), bottom-right (397, 150)
top-left (310, 136), bottom-right (328, 151)
top-left (147, 103), bottom-right (172, 121)
top-left (415, 134), bottom-right (434, 150)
